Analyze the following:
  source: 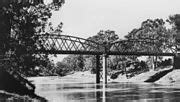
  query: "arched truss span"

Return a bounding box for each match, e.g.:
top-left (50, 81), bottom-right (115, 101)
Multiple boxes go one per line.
top-left (109, 39), bottom-right (175, 56)
top-left (36, 34), bottom-right (104, 55)
top-left (36, 34), bottom-right (175, 56)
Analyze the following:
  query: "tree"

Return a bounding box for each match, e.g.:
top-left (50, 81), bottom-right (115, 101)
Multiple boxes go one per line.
top-left (55, 61), bottom-right (70, 76)
top-left (75, 55), bottom-right (84, 71)
top-left (0, 1), bottom-right (65, 76)
top-left (125, 19), bottom-right (174, 52)
top-left (168, 14), bottom-right (180, 31)
top-left (87, 30), bottom-right (119, 73)
top-left (167, 14), bottom-right (180, 49)
top-left (84, 55), bottom-right (97, 73)
top-left (62, 55), bottom-right (77, 71)
top-left (62, 55), bottom-right (84, 72)
top-left (60, 30), bottom-right (119, 74)
top-left (88, 30), bottom-right (119, 44)
top-left (0, 0), bottom-right (65, 7)
top-left (124, 18), bottom-right (176, 70)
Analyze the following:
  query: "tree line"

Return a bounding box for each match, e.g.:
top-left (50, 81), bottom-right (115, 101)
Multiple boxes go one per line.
top-left (54, 15), bottom-right (180, 77)
top-left (0, 1), bottom-right (180, 77)
top-left (0, 2), bottom-right (64, 76)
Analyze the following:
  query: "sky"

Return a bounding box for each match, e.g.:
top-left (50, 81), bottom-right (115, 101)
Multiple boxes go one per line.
top-left (49, 0), bottom-right (180, 63)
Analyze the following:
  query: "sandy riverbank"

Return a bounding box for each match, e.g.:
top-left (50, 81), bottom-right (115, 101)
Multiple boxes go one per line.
top-left (155, 69), bottom-right (180, 85)
top-left (61, 67), bottom-right (180, 85)
top-left (28, 67), bottom-right (180, 86)
top-left (112, 67), bottom-right (173, 83)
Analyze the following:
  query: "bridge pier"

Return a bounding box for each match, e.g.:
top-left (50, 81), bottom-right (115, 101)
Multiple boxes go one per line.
top-left (174, 54), bottom-right (180, 69)
top-left (96, 55), bottom-right (100, 84)
top-left (102, 54), bottom-right (108, 84)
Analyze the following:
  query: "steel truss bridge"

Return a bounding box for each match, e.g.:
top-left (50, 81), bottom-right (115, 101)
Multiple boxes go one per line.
top-left (36, 34), bottom-right (175, 56)
top-left (36, 34), bottom-right (176, 84)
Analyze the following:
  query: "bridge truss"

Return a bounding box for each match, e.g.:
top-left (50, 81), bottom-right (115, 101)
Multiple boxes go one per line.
top-left (36, 34), bottom-right (176, 56)
top-left (35, 34), bottom-right (176, 84)
top-left (36, 34), bottom-right (104, 55)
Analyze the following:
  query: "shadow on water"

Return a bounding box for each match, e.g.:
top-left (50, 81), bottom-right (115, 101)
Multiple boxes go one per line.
top-left (0, 92), bottom-right (47, 102)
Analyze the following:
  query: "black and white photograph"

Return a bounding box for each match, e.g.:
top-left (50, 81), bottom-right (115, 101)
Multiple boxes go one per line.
top-left (0, 0), bottom-right (180, 102)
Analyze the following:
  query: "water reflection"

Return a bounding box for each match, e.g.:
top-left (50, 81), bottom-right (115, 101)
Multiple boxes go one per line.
top-left (96, 84), bottom-right (101, 102)
top-left (31, 77), bottom-right (180, 102)
top-left (94, 83), bottom-right (180, 102)
top-left (96, 84), bottom-right (107, 102)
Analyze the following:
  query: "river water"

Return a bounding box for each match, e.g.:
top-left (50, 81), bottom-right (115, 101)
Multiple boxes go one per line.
top-left (28, 76), bottom-right (180, 102)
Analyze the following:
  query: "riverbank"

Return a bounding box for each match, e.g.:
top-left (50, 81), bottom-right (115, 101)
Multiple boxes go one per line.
top-left (28, 66), bottom-right (178, 85)
top-left (0, 84), bottom-right (46, 101)
top-left (0, 90), bottom-right (39, 101)
top-left (0, 69), bottom-right (47, 101)
top-left (155, 69), bottom-right (180, 85)
top-left (27, 71), bottom-right (180, 102)
top-left (61, 67), bottom-right (175, 85)
top-left (28, 71), bottom-right (96, 84)
top-left (26, 67), bottom-right (180, 101)
top-left (112, 67), bottom-right (173, 83)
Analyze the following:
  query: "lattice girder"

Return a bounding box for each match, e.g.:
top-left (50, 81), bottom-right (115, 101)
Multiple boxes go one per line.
top-left (35, 34), bottom-right (175, 56)
top-left (109, 39), bottom-right (175, 56)
top-left (36, 34), bottom-right (104, 55)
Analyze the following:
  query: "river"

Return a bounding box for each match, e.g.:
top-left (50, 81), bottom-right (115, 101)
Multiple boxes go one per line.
top-left (27, 76), bottom-right (180, 102)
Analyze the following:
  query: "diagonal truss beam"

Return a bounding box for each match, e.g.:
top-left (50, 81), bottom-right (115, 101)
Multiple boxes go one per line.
top-left (109, 39), bottom-right (176, 56)
top-left (35, 34), bottom-right (176, 56)
top-left (36, 34), bottom-right (104, 55)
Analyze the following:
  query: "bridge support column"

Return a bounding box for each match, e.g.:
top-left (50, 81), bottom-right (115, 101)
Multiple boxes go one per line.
top-left (174, 54), bottom-right (180, 69)
top-left (152, 56), bottom-right (155, 71)
top-left (96, 55), bottom-right (100, 84)
top-left (102, 54), bottom-right (108, 84)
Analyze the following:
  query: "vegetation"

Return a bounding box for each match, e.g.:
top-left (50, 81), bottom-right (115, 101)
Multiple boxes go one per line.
top-left (0, 0), bottom-right (65, 100)
top-left (0, 0), bottom-right (180, 79)
top-left (0, 1), bottom-right (64, 77)
top-left (55, 15), bottom-right (180, 78)
top-left (1, 0), bottom-right (179, 101)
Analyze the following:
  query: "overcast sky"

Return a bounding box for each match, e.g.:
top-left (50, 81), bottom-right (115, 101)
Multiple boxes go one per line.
top-left (49, 0), bottom-right (180, 63)
top-left (50, 0), bottom-right (180, 39)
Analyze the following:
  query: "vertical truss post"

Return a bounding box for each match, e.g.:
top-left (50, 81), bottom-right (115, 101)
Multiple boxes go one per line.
top-left (96, 55), bottom-right (100, 84)
top-left (102, 54), bottom-right (108, 84)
